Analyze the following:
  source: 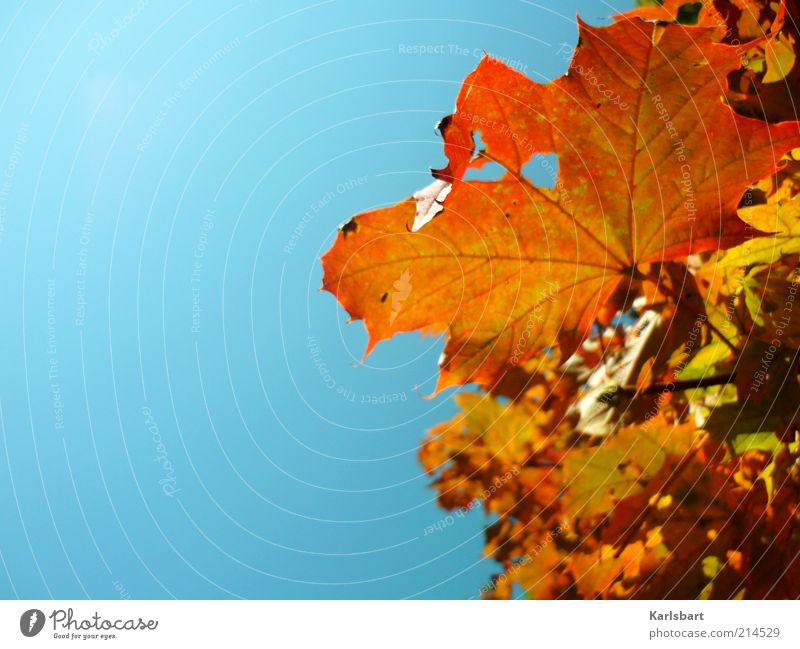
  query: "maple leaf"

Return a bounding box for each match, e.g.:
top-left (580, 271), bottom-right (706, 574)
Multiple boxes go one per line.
top-left (723, 0), bottom-right (800, 122)
top-left (721, 164), bottom-right (800, 267)
top-left (322, 18), bottom-right (800, 390)
top-left (562, 417), bottom-right (697, 520)
top-left (420, 392), bottom-right (550, 473)
top-left (515, 543), bottom-right (569, 599)
top-left (742, 258), bottom-right (800, 347)
top-left (764, 31), bottom-right (797, 83)
top-left (420, 391), bottom-right (563, 514)
top-left (321, 3), bottom-right (800, 601)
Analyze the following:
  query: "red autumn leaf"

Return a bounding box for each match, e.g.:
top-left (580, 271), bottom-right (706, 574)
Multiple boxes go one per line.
top-left (321, 17), bottom-right (800, 391)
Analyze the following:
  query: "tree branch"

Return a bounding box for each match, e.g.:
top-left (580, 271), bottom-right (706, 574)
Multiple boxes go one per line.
top-left (616, 373), bottom-right (736, 398)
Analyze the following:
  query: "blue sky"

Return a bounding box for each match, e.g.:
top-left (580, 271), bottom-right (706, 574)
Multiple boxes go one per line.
top-left (0, 0), bottom-right (630, 599)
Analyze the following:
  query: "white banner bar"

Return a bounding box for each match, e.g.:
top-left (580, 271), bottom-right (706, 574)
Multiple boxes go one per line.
top-left (0, 600), bottom-right (798, 647)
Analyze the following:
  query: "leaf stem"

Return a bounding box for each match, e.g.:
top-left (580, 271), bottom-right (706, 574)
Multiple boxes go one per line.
top-left (616, 373), bottom-right (736, 397)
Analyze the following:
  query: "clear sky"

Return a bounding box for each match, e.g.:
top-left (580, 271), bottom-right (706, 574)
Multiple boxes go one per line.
top-left (0, 0), bottom-right (630, 599)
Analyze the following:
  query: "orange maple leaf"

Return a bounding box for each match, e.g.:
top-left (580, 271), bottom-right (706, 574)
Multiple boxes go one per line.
top-left (322, 17), bottom-right (800, 391)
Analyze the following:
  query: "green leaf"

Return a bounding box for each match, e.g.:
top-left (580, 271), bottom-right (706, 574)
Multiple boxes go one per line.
top-left (701, 401), bottom-right (781, 454)
top-left (720, 178), bottom-right (800, 268)
top-left (741, 264), bottom-right (800, 350)
top-left (676, 341), bottom-right (732, 381)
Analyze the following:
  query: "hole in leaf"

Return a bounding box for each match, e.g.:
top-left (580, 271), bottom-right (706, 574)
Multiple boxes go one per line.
top-left (521, 153), bottom-right (559, 189)
top-left (676, 2), bottom-right (704, 25)
top-left (464, 132), bottom-right (506, 181)
top-left (464, 160), bottom-right (506, 182)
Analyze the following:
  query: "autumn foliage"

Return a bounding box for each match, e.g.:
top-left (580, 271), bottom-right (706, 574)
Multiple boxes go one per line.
top-left (322, 0), bottom-right (800, 598)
